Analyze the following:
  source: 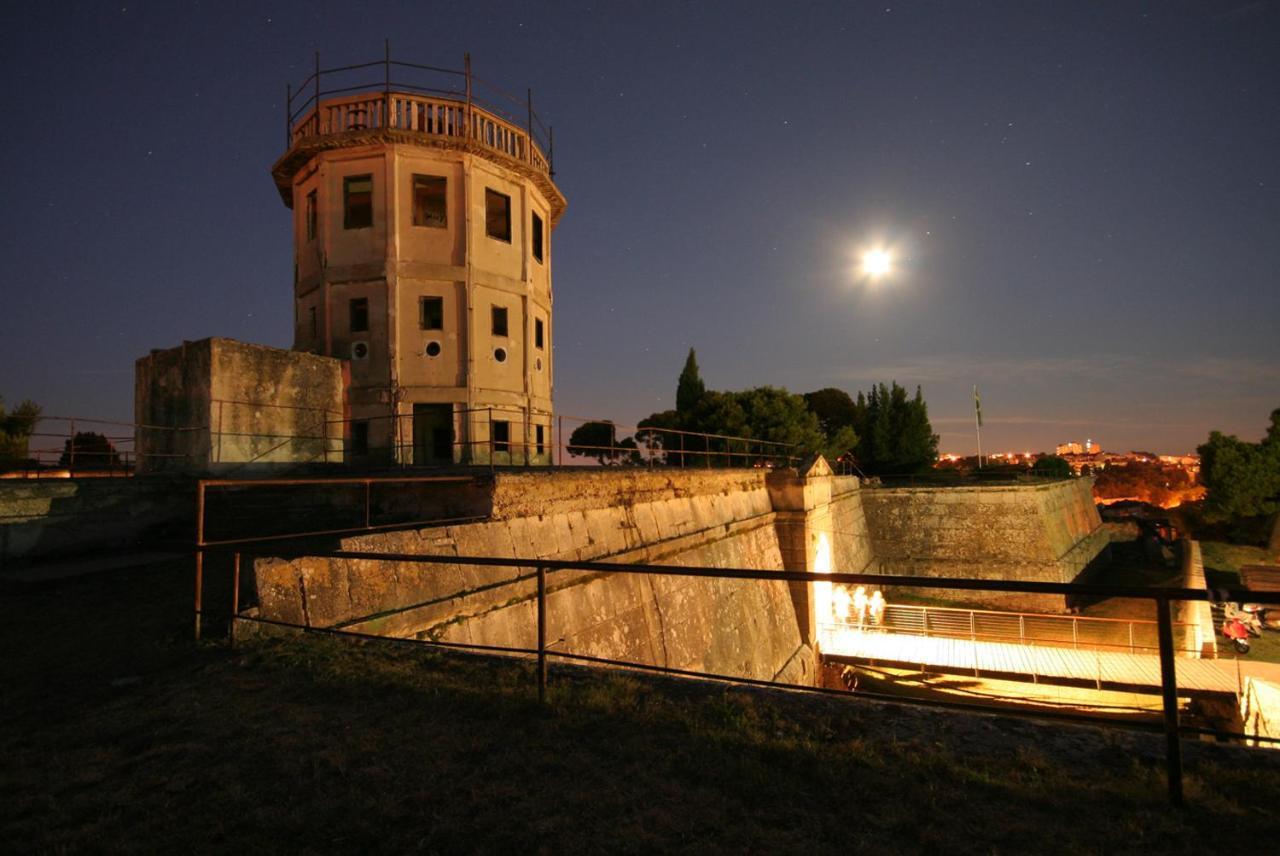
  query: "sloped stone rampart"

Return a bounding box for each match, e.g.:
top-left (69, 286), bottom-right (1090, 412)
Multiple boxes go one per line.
top-left (254, 468), bottom-right (813, 684)
top-left (859, 478), bottom-right (1108, 612)
top-left (249, 469), bottom-right (1114, 681)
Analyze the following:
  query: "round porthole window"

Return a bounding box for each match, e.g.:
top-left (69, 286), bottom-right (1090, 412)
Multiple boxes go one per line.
top-left (536, 357), bottom-right (543, 371)
top-left (494, 347), bottom-right (508, 363)
top-left (425, 341), bottom-right (442, 358)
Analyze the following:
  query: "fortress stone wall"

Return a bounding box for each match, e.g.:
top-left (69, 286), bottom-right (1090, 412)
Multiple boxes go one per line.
top-left (254, 469), bottom-right (817, 685)
top-left (4, 465), bottom-right (1109, 684)
top-left (858, 477), bottom-right (1108, 611)
top-left (249, 468), bottom-right (1105, 685)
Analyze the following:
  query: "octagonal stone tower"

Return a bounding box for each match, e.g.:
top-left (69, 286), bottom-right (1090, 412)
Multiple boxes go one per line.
top-left (271, 53), bottom-right (565, 466)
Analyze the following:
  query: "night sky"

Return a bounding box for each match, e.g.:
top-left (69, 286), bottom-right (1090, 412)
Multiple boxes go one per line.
top-left (3, 1), bottom-right (1278, 455)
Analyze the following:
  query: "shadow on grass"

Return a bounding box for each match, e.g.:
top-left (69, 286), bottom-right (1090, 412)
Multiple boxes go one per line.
top-left (3, 558), bottom-right (1280, 852)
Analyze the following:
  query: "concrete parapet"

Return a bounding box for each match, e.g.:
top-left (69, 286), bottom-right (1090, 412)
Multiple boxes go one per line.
top-left (135, 338), bottom-right (345, 474)
top-left (0, 476), bottom-right (195, 563)
top-left (1178, 539), bottom-right (1217, 658)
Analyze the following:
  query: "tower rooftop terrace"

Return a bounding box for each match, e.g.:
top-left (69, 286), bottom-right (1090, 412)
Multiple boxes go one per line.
top-left (271, 51), bottom-right (565, 223)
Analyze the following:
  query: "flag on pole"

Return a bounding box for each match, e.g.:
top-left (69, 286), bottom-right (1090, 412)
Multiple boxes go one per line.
top-left (974, 385), bottom-right (983, 428)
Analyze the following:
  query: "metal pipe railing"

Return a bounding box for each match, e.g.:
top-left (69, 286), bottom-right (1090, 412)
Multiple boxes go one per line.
top-left (198, 541), bottom-right (1280, 807)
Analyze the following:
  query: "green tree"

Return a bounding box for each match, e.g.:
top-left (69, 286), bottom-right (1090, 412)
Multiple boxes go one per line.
top-left (635, 409), bottom-right (681, 464)
top-left (1198, 412), bottom-right (1280, 523)
top-left (821, 426), bottom-right (860, 468)
top-left (899, 386), bottom-right (940, 473)
top-left (686, 391), bottom-right (749, 466)
top-left (803, 388), bottom-right (856, 436)
top-left (843, 382), bottom-right (938, 475)
top-left (675, 348), bottom-right (706, 415)
top-left (566, 421), bottom-right (639, 465)
top-left (734, 386), bottom-right (825, 465)
top-left (633, 358), bottom-right (936, 472)
top-left (0, 397), bottom-right (41, 469)
top-left (1032, 455), bottom-right (1072, 479)
top-left (59, 432), bottom-right (123, 470)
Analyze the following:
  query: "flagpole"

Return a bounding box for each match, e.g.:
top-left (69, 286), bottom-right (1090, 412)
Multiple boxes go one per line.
top-left (974, 385), bottom-right (983, 469)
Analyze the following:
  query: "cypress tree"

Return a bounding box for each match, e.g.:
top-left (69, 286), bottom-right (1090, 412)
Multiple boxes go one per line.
top-left (676, 348), bottom-right (706, 416)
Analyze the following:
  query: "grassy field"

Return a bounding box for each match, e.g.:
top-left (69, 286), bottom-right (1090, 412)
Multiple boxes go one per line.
top-left (3, 556), bottom-right (1280, 853)
top-left (1200, 541), bottom-right (1272, 581)
top-left (1199, 541), bottom-right (1280, 663)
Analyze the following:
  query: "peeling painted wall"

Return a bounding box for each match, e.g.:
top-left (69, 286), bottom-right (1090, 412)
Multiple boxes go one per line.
top-left (134, 338), bottom-right (344, 473)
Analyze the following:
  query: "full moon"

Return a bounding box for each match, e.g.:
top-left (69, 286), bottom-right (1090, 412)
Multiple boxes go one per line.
top-left (861, 248), bottom-right (893, 278)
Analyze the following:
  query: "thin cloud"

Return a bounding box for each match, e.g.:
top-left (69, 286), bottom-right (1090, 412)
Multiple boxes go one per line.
top-left (827, 353), bottom-right (1280, 388)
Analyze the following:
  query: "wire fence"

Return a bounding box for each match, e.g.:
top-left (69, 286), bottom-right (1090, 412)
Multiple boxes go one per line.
top-left (1, 404), bottom-right (808, 478)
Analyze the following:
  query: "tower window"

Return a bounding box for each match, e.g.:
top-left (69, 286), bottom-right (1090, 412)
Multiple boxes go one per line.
top-left (531, 211), bottom-right (544, 262)
top-left (344, 175), bottom-right (373, 229)
top-left (534, 318), bottom-right (544, 349)
top-left (536, 424), bottom-right (545, 456)
top-left (349, 298), bottom-right (369, 333)
top-left (485, 189), bottom-right (511, 242)
top-left (352, 420), bottom-right (369, 456)
top-left (305, 190), bottom-right (317, 241)
top-left (420, 296), bottom-right (443, 330)
top-left (492, 420), bottom-right (510, 453)
top-left (412, 175), bottom-right (447, 228)
top-left (309, 306), bottom-right (318, 339)
top-left (491, 305), bottom-right (508, 337)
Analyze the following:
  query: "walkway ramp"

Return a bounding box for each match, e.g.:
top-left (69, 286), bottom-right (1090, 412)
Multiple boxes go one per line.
top-left (820, 627), bottom-right (1240, 695)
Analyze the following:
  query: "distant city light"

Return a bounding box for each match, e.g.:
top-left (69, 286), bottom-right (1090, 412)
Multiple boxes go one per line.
top-left (860, 248), bottom-right (893, 278)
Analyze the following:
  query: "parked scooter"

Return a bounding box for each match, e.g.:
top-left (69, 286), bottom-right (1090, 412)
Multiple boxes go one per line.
top-left (1224, 602), bottom-right (1264, 637)
top-left (1241, 602), bottom-right (1280, 631)
top-left (1223, 616), bottom-right (1252, 654)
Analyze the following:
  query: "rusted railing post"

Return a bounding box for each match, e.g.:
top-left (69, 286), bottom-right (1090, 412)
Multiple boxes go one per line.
top-left (383, 38), bottom-right (391, 128)
top-left (1155, 596), bottom-right (1184, 806)
top-left (464, 53), bottom-right (473, 141)
top-left (230, 552), bottom-right (241, 647)
top-left (194, 482), bottom-right (206, 641)
top-left (537, 564), bottom-right (548, 703)
top-left (526, 88), bottom-right (534, 165)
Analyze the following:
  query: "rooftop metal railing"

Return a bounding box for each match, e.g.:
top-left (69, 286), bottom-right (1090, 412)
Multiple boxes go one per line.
top-left (284, 44), bottom-right (554, 177)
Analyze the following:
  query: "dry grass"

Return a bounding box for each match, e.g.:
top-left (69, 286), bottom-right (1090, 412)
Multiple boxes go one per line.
top-left (1200, 541), bottom-right (1271, 579)
top-left (3, 557), bottom-right (1280, 854)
